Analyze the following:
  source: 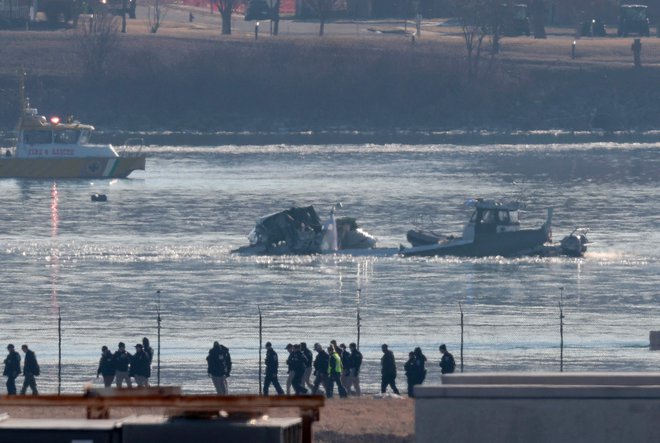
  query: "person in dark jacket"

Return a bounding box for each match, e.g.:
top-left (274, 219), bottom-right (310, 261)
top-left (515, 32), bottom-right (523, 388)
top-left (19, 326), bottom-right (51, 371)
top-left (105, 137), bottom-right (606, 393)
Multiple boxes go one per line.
top-left (380, 344), bottom-right (400, 395)
top-left (287, 344), bottom-right (308, 395)
top-left (348, 342), bottom-right (362, 396)
top-left (300, 342), bottom-right (314, 391)
top-left (263, 342), bottom-right (284, 395)
top-left (142, 337), bottom-right (154, 387)
top-left (113, 342), bottom-right (132, 388)
top-left (207, 341), bottom-right (232, 394)
top-left (285, 343), bottom-right (294, 394)
top-left (413, 347), bottom-right (428, 385)
top-left (20, 344), bottom-right (39, 395)
top-left (3, 344), bottom-right (21, 395)
top-left (311, 343), bottom-right (329, 395)
top-left (404, 351), bottom-right (416, 397)
top-left (97, 346), bottom-right (116, 387)
top-left (130, 343), bottom-right (151, 387)
top-left (439, 344), bottom-right (456, 374)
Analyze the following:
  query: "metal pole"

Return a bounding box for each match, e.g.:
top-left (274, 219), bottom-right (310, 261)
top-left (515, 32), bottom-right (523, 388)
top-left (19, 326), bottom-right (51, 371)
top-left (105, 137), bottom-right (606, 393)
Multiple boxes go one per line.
top-left (356, 289), bottom-right (361, 350)
top-left (459, 302), bottom-right (464, 373)
top-left (157, 290), bottom-right (161, 387)
top-left (58, 307), bottom-right (62, 395)
top-left (258, 306), bottom-right (262, 395)
top-left (559, 287), bottom-right (564, 372)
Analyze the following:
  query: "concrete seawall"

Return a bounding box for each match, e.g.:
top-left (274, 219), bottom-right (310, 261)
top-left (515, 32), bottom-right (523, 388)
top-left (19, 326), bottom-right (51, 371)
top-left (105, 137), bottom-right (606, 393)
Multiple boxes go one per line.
top-left (415, 373), bottom-right (660, 443)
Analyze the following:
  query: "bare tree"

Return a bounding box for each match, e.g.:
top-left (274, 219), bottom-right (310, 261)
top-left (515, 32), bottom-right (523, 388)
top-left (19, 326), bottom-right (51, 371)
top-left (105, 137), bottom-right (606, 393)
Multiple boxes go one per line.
top-left (211, 0), bottom-right (240, 35)
top-left (147, 0), bottom-right (168, 33)
top-left (304, 0), bottom-right (344, 36)
top-left (453, 0), bottom-right (490, 80)
top-left (74, 13), bottom-right (121, 78)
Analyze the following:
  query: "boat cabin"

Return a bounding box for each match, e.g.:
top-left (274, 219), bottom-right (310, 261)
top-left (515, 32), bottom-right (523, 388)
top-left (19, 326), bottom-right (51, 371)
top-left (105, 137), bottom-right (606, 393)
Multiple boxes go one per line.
top-left (14, 107), bottom-right (119, 159)
top-left (462, 199), bottom-right (522, 240)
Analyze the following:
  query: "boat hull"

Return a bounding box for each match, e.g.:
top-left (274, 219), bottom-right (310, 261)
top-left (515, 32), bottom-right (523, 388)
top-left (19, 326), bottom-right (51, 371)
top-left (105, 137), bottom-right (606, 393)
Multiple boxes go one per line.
top-left (0, 156), bottom-right (146, 179)
top-left (402, 227), bottom-right (549, 258)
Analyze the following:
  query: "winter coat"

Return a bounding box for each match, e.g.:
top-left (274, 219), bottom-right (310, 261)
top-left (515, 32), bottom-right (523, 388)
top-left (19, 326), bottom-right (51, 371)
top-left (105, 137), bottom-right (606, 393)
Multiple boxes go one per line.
top-left (265, 348), bottom-right (279, 376)
top-left (381, 350), bottom-right (397, 378)
top-left (313, 350), bottom-right (329, 375)
top-left (113, 350), bottom-right (132, 372)
top-left (97, 350), bottom-right (116, 377)
top-left (3, 351), bottom-right (20, 377)
top-left (129, 349), bottom-right (151, 378)
top-left (23, 350), bottom-right (40, 376)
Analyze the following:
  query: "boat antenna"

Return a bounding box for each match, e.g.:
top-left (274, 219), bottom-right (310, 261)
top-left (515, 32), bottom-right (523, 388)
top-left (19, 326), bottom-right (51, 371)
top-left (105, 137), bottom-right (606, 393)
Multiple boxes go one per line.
top-left (17, 68), bottom-right (27, 130)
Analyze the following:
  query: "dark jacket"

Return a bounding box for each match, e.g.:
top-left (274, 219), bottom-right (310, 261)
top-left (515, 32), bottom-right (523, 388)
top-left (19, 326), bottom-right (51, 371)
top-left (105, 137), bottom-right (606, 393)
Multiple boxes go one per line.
top-left (349, 350), bottom-right (363, 374)
top-left (340, 350), bottom-right (352, 372)
top-left (3, 351), bottom-right (20, 377)
top-left (404, 357), bottom-right (415, 379)
top-left (97, 350), bottom-right (116, 377)
top-left (113, 349), bottom-right (132, 372)
top-left (207, 345), bottom-right (232, 377)
top-left (381, 350), bottom-right (397, 378)
top-left (302, 347), bottom-right (313, 369)
top-left (23, 350), bottom-right (40, 376)
top-left (287, 350), bottom-right (307, 376)
top-left (144, 345), bottom-right (154, 365)
top-left (129, 349), bottom-right (151, 378)
top-left (265, 348), bottom-right (279, 376)
top-left (313, 349), bottom-right (329, 375)
top-left (440, 352), bottom-right (456, 374)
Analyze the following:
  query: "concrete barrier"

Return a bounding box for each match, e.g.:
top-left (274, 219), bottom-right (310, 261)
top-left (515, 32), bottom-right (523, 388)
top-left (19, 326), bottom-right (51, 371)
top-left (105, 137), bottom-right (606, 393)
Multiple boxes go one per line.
top-left (416, 373), bottom-right (660, 443)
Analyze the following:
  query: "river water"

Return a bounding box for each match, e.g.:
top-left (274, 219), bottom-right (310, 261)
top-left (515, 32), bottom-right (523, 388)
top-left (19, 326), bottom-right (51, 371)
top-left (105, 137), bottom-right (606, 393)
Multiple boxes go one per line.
top-left (1, 133), bottom-right (660, 394)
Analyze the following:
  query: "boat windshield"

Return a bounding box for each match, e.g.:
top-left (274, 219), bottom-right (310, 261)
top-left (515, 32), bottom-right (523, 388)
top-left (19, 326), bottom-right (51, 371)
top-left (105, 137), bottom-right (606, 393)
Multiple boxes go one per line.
top-left (54, 129), bottom-right (80, 144)
top-left (79, 130), bottom-right (91, 144)
top-left (23, 130), bottom-right (52, 145)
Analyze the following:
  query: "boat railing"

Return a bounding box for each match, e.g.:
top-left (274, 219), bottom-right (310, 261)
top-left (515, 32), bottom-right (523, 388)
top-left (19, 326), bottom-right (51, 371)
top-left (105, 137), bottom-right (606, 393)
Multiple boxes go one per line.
top-left (119, 138), bottom-right (145, 157)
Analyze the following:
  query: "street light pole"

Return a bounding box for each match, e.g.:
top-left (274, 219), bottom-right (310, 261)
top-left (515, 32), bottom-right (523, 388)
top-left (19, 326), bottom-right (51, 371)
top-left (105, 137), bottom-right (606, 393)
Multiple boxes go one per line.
top-left (157, 290), bottom-right (161, 387)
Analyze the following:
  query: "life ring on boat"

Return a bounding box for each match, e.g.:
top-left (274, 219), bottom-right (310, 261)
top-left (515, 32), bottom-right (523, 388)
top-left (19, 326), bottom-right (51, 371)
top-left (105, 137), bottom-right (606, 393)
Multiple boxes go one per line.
top-left (91, 193), bottom-right (107, 202)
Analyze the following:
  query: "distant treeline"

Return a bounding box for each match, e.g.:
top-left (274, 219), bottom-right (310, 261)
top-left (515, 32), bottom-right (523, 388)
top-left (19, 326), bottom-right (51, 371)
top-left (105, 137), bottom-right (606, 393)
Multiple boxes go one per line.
top-left (1, 34), bottom-right (660, 132)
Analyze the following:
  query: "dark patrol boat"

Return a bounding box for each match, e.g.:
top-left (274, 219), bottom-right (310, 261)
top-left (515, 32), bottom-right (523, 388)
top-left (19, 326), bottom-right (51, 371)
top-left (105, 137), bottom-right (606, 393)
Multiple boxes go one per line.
top-left (402, 199), bottom-right (588, 258)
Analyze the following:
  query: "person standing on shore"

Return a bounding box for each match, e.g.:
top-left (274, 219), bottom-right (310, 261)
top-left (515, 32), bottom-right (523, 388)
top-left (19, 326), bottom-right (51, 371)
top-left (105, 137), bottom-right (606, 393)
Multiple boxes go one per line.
top-left (206, 341), bottom-right (231, 395)
top-left (288, 344), bottom-right (308, 395)
top-left (380, 344), bottom-right (400, 395)
top-left (339, 343), bottom-right (352, 392)
top-left (3, 344), bottom-right (21, 395)
top-left (300, 342), bottom-right (314, 391)
top-left (263, 342), bottom-right (284, 395)
top-left (113, 342), bottom-right (132, 388)
top-left (327, 345), bottom-right (347, 398)
top-left (404, 351), bottom-right (416, 397)
top-left (285, 343), bottom-right (294, 394)
top-left (312, 343), bottom-right (329, 395)
top-left (97, 346), bottom-right (116, 388)
top-left (413, 347), bottom-right (427, 385)
top-left (142, 337), bottom-right (154, 387)
top-left (130, 343), bottom-right (151, 387)
top-left (348, 342), bottom-right (362, 396)
top-left (439, 344), bottom-right (456, 374)
top-left (20, 344), bottom-right (39, 395)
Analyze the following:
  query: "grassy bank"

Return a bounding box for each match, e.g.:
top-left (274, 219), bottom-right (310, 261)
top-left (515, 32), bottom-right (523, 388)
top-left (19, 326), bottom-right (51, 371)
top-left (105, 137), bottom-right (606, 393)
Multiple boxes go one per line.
top-left (1, 28), bottom-right (660, 132)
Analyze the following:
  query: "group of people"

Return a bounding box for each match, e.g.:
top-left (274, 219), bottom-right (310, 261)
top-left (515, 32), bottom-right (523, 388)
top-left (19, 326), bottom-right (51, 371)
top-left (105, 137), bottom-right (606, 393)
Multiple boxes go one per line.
top-left (207, 339), bottom-right (455, 398)
top-left (96, 338), bottom-right (155, 388)
top-left (3, 344), bottom-right (40, 395)
top-left (4, 338), bottom-right (455, 397)
top-left (261, 340), bottom-right (363, 399)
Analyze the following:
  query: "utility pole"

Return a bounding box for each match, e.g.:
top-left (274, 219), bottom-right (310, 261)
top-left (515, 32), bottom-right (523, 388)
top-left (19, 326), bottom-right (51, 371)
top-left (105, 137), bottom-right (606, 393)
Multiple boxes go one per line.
top-left (356, 289), bottom-right (361, 350)
top-left (258, 305), bottom-right (263, 395)
top-left (157, 290), bottom-right (161, 387)
top-left (559, 287), bottom-right (564, 372)
top-left (58, 307), bottom-right (62, 395)
top-left (459, 302), bottom-right (464, 373)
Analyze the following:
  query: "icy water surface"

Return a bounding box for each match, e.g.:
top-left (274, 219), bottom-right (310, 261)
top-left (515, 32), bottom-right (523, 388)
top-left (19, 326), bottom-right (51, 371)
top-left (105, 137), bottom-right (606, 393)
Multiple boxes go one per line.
top-left (1, 139), bottom-right (660, 393)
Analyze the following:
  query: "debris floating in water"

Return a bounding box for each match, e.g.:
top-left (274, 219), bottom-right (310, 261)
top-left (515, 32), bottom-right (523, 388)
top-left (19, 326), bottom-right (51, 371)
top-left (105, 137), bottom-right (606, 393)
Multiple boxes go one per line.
top-left (91, 194), bottom-right (107, 202)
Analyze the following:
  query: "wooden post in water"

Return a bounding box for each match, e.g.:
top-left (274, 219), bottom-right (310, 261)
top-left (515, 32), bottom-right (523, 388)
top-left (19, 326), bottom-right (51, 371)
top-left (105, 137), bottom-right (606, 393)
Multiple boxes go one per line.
top-left (459, 302), bottom-right (464, 373)
top-left (58, 307), bottom-right (62, 395)
top-left (559, 287), bottom-right (564, 373)
top-left (258, 305), bottom-right (263, 395)
top-left (156, 290), bottom-right (161, 387)
top-left (356, 289), bottom-right (361, 350)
